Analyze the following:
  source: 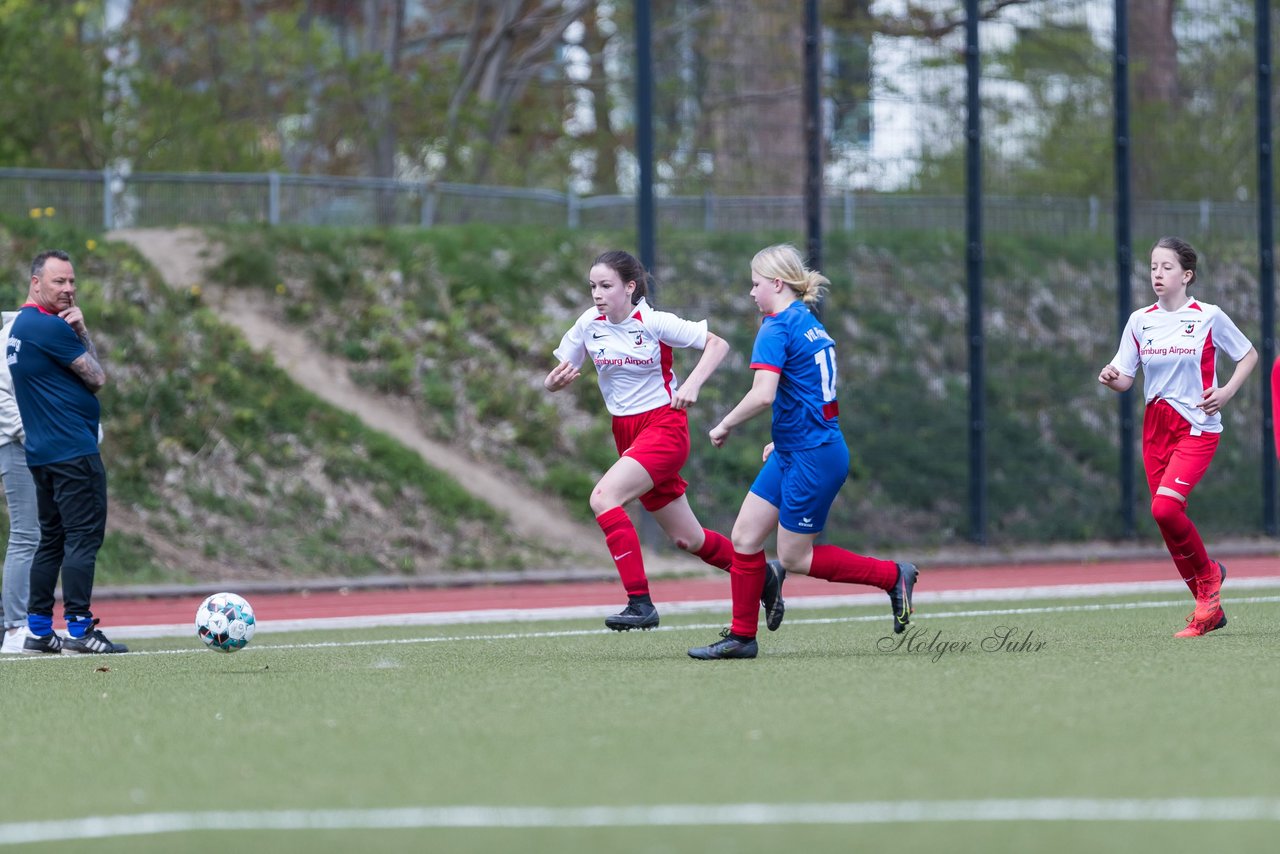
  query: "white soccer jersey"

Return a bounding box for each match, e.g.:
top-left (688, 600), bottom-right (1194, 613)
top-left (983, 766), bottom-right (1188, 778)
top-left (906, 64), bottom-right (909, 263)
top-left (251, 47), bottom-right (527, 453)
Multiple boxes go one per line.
top-left (1111, 298), bottom-right (1253, 434)
top-left (553, 298), bottom-right (708, 416)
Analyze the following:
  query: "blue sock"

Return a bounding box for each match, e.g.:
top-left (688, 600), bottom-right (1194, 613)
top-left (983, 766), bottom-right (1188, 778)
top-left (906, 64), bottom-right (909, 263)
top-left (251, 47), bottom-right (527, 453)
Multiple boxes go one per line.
top-left (67, 616), bottom-right (95, 639)
top-left (28, 614), bottom-right (53, 637)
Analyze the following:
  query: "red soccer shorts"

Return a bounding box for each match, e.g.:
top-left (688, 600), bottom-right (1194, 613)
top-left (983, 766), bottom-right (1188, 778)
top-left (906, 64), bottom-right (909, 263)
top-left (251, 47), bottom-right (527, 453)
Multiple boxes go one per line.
top-left (1142, 399), bottom-right (1220, 499)
top-left (1272, 356), bottom-right (1280, 460)
top-left (612, 405), bottom-right (690, 511)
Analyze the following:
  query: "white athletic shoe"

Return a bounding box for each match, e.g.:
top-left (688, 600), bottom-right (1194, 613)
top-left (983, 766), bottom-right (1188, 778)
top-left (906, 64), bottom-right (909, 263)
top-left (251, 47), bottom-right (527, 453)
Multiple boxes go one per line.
top-left (1, 627), bottom-right (29, 654)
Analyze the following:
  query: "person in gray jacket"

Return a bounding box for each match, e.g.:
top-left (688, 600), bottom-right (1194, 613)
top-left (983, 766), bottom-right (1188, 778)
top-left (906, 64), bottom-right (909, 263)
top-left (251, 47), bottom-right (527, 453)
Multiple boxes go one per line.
top-left (0, 310), bottom-right (39, 654)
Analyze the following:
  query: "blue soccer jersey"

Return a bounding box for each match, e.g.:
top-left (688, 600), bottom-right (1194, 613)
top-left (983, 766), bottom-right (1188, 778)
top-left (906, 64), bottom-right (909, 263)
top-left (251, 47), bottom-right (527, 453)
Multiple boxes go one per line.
top-left (7, 304), bottom-right (100, 466)
top-left (749, 301), bottom-right (842, 451)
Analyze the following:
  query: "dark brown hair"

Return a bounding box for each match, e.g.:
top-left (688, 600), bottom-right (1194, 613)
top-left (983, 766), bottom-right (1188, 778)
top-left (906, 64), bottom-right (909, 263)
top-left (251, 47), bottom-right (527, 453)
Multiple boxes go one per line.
top-left (1152, 236), bottom-right (1198, 285)
top-left (593, 250), bottom-right (650, 306)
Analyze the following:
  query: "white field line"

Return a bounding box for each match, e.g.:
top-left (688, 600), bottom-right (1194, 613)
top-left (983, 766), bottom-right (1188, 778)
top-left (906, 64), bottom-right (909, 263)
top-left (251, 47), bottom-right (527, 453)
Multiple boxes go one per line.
top-left (4, 798), bottom-right (1280, 844)
top-left (103, 575), bottom-right (1280, 639)
top-left (3, 591), bottom-right (1280, 662)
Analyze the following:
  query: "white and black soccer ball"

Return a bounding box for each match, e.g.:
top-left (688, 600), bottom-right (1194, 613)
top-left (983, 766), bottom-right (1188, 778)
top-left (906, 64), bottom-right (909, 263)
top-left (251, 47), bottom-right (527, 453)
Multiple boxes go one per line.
top-left (195, 592), bottom-right (257, 653)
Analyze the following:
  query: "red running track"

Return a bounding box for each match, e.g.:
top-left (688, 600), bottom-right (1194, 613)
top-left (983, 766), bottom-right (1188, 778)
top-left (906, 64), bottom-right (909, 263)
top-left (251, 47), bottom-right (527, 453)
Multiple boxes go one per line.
top-left (91, 554), bottom-right (1280, 628)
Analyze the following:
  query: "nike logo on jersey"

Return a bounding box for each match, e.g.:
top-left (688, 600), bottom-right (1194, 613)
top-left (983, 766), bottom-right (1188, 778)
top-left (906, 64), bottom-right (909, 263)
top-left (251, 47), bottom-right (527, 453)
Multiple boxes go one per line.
top-left (592, 333), bottom-right (607, 339)
top-left (612, 551), bottom-right (633, 561)
top-left (1142, 324), bottom-right (1156, 331)
top-left (1175, 477), bottom-right (1191, 486)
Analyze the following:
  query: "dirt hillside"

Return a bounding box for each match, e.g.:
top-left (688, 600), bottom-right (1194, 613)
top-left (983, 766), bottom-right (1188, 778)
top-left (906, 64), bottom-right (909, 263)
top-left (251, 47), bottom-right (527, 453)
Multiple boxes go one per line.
top-left (107, 226), bottom-right (645, 571)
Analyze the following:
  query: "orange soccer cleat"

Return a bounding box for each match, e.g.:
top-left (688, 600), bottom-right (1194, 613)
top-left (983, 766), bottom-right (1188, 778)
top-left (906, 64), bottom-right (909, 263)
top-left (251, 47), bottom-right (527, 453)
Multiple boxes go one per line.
top-left (1174, 608), bottom-right (1227, 638)
top-left (1176, 561), bottom-right (1227, 637)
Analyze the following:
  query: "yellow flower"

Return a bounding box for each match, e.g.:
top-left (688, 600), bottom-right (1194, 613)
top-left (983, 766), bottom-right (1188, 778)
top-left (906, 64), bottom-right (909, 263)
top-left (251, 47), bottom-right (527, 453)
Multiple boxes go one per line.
top-left (43, 207), bottom-right (55, 217)
top-left (29, 208), bottom-right (42, 219)
top-left (276, 283), bottom-right (286, 295)
top-left (85, 239), bottom-right (98, 251)
top-left (190, 285), bottom-right (203, 297)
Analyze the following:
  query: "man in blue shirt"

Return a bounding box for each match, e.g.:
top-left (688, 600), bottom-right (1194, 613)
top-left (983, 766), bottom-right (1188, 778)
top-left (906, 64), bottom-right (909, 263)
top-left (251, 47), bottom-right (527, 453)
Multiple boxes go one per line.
top-left (7, 250), bottom-right (125, 654)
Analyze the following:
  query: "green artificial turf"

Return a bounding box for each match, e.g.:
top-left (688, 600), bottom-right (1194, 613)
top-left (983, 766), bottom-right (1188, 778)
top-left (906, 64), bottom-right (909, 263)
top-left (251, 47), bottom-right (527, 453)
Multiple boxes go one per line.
top-left (2, 588), bottom-right (1279, 853)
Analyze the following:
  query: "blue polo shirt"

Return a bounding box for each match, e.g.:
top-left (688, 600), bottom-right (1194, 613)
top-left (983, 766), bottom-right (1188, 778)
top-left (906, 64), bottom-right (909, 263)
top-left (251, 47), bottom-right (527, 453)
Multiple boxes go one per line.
top-left (6, 304), bottom-right (100, 466)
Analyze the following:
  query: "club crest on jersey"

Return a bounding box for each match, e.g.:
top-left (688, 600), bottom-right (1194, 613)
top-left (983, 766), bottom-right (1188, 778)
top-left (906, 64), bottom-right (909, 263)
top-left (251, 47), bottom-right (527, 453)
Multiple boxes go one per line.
top-left (1183, 321), bottom-right (1198, 336)
top-left (629, 329), bottom-right (644, 346)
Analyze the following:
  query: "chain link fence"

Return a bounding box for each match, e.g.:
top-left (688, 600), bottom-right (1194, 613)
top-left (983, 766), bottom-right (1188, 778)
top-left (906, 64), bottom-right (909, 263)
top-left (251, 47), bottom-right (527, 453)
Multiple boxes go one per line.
top-left (1, 167), bottom-right (1267, 240)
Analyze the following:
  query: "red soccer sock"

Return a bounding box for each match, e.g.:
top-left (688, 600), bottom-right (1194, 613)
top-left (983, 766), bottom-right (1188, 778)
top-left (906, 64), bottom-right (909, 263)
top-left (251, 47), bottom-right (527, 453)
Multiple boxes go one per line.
top-left (596, 506), bottom-right (648, 598)
top-left (729, 550), bottom-right (767, 639)
top-left (1151, 495), bottom-right (1210, 585)
top-left (694, 527), bottom-right (733, 572)
top-left (807, 544), bottom-right (898, 590)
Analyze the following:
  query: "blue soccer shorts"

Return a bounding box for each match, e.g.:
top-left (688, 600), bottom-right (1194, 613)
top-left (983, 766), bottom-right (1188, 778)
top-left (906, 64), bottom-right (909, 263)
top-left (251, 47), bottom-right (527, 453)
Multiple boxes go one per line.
top-left (748, 439), bottom-right (850, 534)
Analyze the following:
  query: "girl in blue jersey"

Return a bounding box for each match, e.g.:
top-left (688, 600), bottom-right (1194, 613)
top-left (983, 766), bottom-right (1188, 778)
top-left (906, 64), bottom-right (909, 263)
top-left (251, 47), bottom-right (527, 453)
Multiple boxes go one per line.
top-left (689, 244), bottom-right (918, 660)
top-left (545, 250), bottom-right (782, 632)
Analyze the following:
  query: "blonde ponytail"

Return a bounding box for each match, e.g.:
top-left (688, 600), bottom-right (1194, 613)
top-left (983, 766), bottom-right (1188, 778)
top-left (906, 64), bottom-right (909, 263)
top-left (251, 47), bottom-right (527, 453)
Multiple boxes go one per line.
top-left (751, 244), bottom-right (829, 305)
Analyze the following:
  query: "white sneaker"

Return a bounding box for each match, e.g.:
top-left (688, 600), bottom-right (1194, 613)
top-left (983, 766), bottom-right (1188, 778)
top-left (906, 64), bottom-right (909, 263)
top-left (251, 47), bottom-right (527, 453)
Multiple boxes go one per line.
top-left (1, 627), bottom-right (29, 654)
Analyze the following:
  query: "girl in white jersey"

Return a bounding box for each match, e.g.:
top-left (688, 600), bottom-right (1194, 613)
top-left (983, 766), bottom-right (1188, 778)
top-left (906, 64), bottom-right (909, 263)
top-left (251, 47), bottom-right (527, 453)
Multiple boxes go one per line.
top-left (1099, 236), bottom-right (1257, 637)
top-left (545, 251), bottom-right (783, 631)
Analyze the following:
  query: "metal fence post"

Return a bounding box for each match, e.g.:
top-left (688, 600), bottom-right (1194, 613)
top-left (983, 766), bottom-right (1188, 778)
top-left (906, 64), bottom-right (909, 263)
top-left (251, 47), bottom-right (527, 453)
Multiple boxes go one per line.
top-left (703, 190), bottom-right (715, 231)
top-left (102, 167), bottom-right (113, 231)
top-left (268, 171), bottom-right (280, 225)
top-left (421, 183), bottom-right (437, 227)
top-left (1114, 0), bottom-right (1136, 538)
top-left (567, 189), bottom-right (579, 228)
top-left (804, 0), bottom-right (822, 277)
top-left (1089, 195), bottom-right (1099, 232)
top-left (844, 190), bottom-right (854, 232)
top-left (964, 0), bottom-right (986, 545)
top-left (1257, 0), bottom-right (1276, 535)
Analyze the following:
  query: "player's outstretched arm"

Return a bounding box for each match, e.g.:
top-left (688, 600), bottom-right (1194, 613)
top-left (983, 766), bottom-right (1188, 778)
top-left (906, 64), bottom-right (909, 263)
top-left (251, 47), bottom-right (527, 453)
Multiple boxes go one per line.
top-left (709, 369), bottom-right (779, 448)
top-left (544, 360), bottom-right (580, 392)
top-left (671, 332), bottom-right (729, 410)
top-left (1098, 364), bottom-right (1133, 393)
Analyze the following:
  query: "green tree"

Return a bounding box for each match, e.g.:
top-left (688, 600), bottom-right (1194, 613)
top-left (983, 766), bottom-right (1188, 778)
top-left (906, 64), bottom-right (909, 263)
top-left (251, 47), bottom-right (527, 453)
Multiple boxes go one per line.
top-left (0, 0), bottom-right (109, 168)
top-left (908, 1), bottom-right (1262, 203)
top-left (438, 0), bottom-right (592, 186)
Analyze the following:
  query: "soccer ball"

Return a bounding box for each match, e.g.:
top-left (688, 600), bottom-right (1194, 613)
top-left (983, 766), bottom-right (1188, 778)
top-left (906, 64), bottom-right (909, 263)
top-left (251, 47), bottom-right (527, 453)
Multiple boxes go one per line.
top-left (195, 592), bottom-right (257, 653)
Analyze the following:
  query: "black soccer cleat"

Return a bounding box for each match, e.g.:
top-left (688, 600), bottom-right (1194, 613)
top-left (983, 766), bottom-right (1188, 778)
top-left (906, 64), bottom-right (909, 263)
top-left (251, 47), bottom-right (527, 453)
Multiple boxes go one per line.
top-left (761, 559), bottom-right (786, 632)
top-left (21, 631), bottom-right (63, 655)
top-left (889, 562), bottom-right (918, 634)
top-left (688, 628), bottom-right (758, 660)
top-left (61, 619), bottom-right (129, 654)
top-left (605, 600), bottom-right (659, 632)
